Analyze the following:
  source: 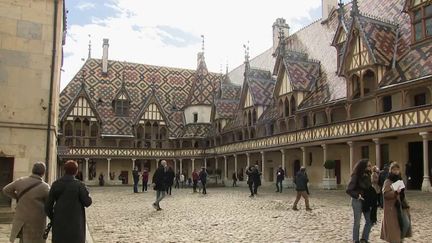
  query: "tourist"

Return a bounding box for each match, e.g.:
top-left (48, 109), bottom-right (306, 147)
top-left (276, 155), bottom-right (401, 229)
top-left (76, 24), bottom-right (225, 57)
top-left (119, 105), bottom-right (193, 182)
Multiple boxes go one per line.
top-left (276, 165), bottom-right (285, 193)
top-left (98, 173), bottom-right (105, 186)
top-left (246, 166), bottom-right (255, 197)
top-left (232, 172), bottom-right (238, 187)
top-left (405, 162), bottom-right (412, 188)
top-left (152, 160), bottom-right (167, 211)
top-left (166, 166), bottom-right (175, 195)
top-left (346, 159), bottom-right (374, 243)
top-left (371, 166), bottom-right (381, 224)
top-left (378, 164), bottom-right (390, 208)
top-left (253, 165), bottom-right (262, 195)
top-left (381, 162), bottom-right (412, 243)
top-left (180, 173), bottom-right (185, 188)
top-left (142, 168), bottom-right (149, 192)
top-left (45, 160), bottom-right (92, 243)
top-left (132, 166), bottom-right (139, 193)
top-left (2, 162), bottom-right (50, 243)
top-left (192, 169), bottom-right (199, 192)
top-left (292, 167), bottom-right (311, 211)
top-left (174, 171), bottom-right (180, 189)
top-left (199, 167), bottom-right (208, 194)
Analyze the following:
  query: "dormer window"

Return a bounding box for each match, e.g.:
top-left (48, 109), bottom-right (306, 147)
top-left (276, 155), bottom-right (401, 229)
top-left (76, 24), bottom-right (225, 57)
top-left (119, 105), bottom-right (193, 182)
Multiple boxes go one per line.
top-left (193, 113), bottom-right (198, 123)
top-left (410, 0), bottom-right (432, 43)
top-left (114, 99), bottom-right (129, 116)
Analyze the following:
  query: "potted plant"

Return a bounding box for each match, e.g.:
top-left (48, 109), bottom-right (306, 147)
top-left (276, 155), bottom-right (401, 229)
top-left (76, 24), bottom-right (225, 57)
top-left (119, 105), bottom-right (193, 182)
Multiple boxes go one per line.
top-left (324, 159), bottom-right (336, 177)
top-left (322, 160), bottom-right (337, 189)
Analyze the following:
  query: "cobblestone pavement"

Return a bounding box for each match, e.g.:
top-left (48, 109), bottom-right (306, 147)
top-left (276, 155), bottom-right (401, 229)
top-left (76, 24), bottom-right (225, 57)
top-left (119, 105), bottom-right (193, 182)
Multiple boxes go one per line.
top-left (84, 186), bottom-right (432, 243)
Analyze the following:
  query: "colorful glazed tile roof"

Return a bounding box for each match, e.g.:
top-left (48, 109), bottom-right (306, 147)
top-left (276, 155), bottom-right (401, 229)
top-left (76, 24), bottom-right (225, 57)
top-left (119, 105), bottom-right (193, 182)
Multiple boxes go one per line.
top-left (181, 123), bottom-right (214, 138)
top-left (247, 68), bottom-right (275, 106)
top-left (214, 99), bottom-right (240, 120)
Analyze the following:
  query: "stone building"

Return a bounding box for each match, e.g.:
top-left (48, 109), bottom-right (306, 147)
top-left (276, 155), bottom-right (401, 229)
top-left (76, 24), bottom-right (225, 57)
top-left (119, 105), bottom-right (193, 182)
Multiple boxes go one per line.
top-left (58, 0), bottom-right (432, 191)
top-left (0, 0), bottom-right (66, 207)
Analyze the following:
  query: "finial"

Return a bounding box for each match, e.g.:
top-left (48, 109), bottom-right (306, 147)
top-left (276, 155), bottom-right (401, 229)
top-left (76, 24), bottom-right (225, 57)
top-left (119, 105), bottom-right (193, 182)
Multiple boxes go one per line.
top-left (225, 61), bottom-right (229, 75)
top-left (243, 41), bottom-right (250, 63)
top-left (351, 0), bottom-right (359, 17)
top-left (150, 77), bottom-right (156, 94)
top-left (201, 34), bottom-right (205, 53)
top-left (80, 70), bottom-right (86, 88)
top-left (88, 34), bottom-right (92, 59)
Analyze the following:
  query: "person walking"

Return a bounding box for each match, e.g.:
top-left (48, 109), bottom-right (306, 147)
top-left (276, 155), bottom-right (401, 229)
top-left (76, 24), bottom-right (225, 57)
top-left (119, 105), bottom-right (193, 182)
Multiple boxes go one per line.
top-left (45, 160), bottom-right (92, 243)
top-left (381, 162), bottom-right (412, 243)
top-left (371, 166), bottom-right (381, 225)
top-left (346, 159), bottom-right (374, 243)
top-left (2, 162), bottom-right (50, 243)
top-left (180, 173), bottom-right (185, 188)
top-left (199, 167), bottom-right (208, 194)
top-left (276, 166), bottom-right (285, 193)
top-left (192, 169), bottom-right (199, 192)
top-left (174, 171), bottom-right (180, 189)
top-left (292, 167), bottom-right (311, 211)
top-left (232, 172), bottom-right (238, 187)
top-left (246, 166), bottom-right (255, 197)
top-left (142, 168), bottom-right (149, 192)
top-left (253, 165), bottom-right (262, 195)
top-left (166, 166), bottom-right (175, 195)
top-left (152, 160), bottom-right (167, 211)
top-left (378, 164), bottom-right (390, 208)
top-left (132, 166), bottom-right (139, 193)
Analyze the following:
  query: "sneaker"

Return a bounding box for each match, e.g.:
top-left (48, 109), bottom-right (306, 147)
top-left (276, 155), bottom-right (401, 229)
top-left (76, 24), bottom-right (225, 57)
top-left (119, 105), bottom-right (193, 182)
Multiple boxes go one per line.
top-left (249, 194), bottom-right (254, 198)
top-left (157, 207), bottom-right (162, 211)
top-left (306, 207), bottom-right (312, 211)
top-left (292, 206), bottom-right (299, 211)
top-left (152, 203), bottom-right (158, 210)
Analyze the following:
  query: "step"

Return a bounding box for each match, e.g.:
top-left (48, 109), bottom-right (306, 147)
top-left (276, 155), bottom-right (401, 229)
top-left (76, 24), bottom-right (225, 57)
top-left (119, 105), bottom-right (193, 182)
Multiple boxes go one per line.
top-left (0, 211), bottom-right (14, 224)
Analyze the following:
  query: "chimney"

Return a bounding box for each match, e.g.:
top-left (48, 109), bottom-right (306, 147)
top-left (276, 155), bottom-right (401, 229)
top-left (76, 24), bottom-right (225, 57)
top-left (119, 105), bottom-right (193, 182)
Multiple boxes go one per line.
top-left (322, 0), bottom-right (338, 20)
top-left (272, 18), bottom-right (289, 55)
top-left (102, 38), bottom-right (109, 74)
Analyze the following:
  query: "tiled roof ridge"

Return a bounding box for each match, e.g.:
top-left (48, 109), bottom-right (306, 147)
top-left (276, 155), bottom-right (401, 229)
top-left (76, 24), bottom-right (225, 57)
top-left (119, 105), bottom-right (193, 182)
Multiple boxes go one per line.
top-left (358, 12), bottom-right (399, 28)
top-left (288, 18), bottom-right (322, 38)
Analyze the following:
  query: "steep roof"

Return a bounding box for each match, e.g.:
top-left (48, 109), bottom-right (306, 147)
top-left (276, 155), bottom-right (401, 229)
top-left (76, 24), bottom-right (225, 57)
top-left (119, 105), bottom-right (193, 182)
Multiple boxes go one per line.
top-left (247, 68), bottom-right (275, 106)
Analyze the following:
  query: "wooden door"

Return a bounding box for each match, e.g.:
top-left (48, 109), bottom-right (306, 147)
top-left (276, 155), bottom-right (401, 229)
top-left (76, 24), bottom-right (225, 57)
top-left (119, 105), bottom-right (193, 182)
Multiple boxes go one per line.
top-left (335, 160), bottom-right (341, 185)
top-left (0, 157), bottom-right (14, 206)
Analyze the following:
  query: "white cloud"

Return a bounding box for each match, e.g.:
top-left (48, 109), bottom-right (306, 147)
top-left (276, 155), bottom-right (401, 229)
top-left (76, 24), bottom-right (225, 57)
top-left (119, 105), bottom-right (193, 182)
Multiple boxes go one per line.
top-left (76, 2), bottom-right (96, 10)
top-left (61, 0), bottom-right (324, 90)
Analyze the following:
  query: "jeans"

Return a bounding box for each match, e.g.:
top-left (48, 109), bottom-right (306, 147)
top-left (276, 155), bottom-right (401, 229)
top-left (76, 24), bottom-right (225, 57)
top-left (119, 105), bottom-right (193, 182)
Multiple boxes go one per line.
top-left (193, 180), bottom-right (198, 192)
top-left (248, 183), bottom-right (254, 196)
top-left (202, 182), bottom-right (207, 194)
top-left (142, 180), bottom-right (148, 192)
top-left (155, 190), bottom-right (166, 208)
top-left (276, 180), bottom-right (283, 192)
top-left (133, 180), bottom-right (138, 193)
top-left (352, 198), bottom-right (372, 242)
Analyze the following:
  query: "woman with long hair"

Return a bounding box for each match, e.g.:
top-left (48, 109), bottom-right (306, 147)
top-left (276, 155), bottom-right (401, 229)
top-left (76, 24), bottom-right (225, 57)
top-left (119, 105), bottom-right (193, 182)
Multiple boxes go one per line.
top-left (381, 162), bottom-right (412, 242)
top-left (346, 159), bottom-right (374, 243)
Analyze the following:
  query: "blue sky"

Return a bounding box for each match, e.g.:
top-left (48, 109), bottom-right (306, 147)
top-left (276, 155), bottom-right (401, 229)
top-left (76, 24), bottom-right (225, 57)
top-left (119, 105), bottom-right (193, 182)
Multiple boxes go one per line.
top-left (62, 0), bottom-right (350, 90)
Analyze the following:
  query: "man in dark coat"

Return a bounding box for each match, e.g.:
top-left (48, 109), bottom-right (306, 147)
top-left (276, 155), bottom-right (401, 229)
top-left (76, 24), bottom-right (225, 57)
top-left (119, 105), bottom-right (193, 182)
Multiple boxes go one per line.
top-left (276, 166), bottom-right (285, 193)
top-left (132, 167), bottom-right (139, 193)
top-left (246, 166), bottom-right (255, 197)
top-left (45, 160), bottom-right (92, 243)
top-left (253, 165), bottom-right (262, 195)
top-left (165, 166), bottom-right (175, 195)
top-left (199, 167), bottom-right (208, 194)
top-left (152, 160), bottom-right (167, 210)
top-left (293, 167), bottom-right (311, 211)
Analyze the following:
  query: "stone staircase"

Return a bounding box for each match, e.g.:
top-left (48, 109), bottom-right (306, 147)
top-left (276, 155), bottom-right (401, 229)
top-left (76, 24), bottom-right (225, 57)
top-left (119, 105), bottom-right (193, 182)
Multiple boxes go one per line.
top-left (0, 207), bottom-right (14, 224)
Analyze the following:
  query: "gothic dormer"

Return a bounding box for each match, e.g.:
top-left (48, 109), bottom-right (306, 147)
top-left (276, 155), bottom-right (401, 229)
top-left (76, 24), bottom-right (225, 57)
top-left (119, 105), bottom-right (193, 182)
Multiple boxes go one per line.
top-left (404, 0), bottom-right (432, 45)
top-left (112, 77), bottom-right (131, 117)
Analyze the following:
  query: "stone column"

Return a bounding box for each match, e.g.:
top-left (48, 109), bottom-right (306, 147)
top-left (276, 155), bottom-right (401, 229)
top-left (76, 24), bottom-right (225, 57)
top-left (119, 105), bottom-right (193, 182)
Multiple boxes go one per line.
top-left (204, 157), bottom-right (207, 169)
top-left (191, 158), bottom-right (195, 174)
top-left (261, 151), bottom-right (265, 182)
top-left (107, 158), bottom-right (111, 181)
top-left (132, 158), bottom-right (136, 170)
top-left (224, 156), bottom-right (228, 181)
top-left (174, 159), bottom-right (177, 173)
top-left (420, 132), bottom-right (431, 192)
top-left (373, 138), bottom-right (381, 168)
top-left (246, 153), bottom-right (250, 168)
top-left (280, 149), bottom-right (286, 175)
top-left (215, 157), bottom-right (218, 170)
top-left (347, 141), bottom-right (354, 173)
top-left (301, 147), bottom-right (306, 167)
top-left (179, 158), bottom-right (183, 174)
top-left (322, 144), bottom-right (328, 177)
top-left (234, 154), bottom-right (238, 175)
top-left (85, 158), bottom-right (89, 181)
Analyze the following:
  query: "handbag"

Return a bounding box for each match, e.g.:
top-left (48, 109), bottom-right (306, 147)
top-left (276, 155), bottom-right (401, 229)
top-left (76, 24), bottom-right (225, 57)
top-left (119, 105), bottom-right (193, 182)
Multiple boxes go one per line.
top-left (43, 222), bottom-right (52, 240)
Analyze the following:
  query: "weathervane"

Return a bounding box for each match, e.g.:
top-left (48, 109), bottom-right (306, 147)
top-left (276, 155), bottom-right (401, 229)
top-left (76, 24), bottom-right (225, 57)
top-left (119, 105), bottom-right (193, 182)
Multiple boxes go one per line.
top-left (88, 34), bottom-right (92, 59)
top-left (351, 0), bottom-right (359, 17)
top-left (201, 34), bottom-right (205, 53)
top-left (243, 41), bottom-right (250, 63)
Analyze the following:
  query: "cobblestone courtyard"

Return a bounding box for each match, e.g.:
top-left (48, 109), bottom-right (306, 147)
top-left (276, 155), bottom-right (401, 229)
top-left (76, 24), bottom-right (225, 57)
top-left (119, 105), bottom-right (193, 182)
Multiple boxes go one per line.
top-left (82, 186), bottom-right (432, 243)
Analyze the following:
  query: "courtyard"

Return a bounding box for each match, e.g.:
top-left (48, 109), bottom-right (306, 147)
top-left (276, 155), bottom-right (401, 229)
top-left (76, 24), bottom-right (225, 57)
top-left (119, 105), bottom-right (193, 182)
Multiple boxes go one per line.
top-left (84, 186), bottom-right (432, 243)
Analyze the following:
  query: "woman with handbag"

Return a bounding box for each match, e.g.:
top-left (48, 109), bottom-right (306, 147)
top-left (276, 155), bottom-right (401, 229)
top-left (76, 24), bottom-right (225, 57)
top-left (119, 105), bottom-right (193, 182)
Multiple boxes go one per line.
top-left (381, 162), bottom-right (412, 243)
top-left (45, 160), bottom-right (92, 243)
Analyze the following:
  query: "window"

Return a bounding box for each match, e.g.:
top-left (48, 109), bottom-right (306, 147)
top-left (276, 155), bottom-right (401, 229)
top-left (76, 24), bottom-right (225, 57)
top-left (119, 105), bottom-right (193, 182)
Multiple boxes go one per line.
top-left (114, 99), bottom-right (129, 116)
top-left (361, 146), bottom-right (369, 159)
top-left (302, 116), bottom-right (308, 128)
top-left (411, 1), bottom-right (432, 42)
top-left (382, 96), bottom-right (392, 112)
top-left (193, 113), bottom-right (198, 123)
top-left (414, 93), bottom-right (426, 106)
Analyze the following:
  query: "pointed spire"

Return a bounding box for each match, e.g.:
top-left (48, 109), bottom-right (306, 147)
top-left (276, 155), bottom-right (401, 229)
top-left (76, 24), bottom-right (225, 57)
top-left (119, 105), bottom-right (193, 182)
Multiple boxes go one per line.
top-left (201, 34), bottom-right (205, 53)
top-left (87, 34), bottom-right (92, 59)
top-left (351, 0), bottom-right (359, 17)
top-left (337, 0), bottom-right (348, 32)
top-left (225, 62), bottom-right (229, 75)
top-left (80, 69), bottom-right (86, 88)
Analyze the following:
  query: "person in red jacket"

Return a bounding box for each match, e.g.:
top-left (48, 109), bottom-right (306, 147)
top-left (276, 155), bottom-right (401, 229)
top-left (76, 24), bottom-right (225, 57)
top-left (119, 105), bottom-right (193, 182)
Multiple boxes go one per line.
top-left (192, 169), bottom-right (199, 192)
top-left (142, 168), bottom-right (149, 192)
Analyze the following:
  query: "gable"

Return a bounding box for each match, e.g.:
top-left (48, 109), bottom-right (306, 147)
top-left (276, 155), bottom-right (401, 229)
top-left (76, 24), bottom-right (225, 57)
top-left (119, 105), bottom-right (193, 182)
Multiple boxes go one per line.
top-left (66, 96), bottom-right (98, 121)
top-left (278, 71), bottom-right (291, 96)
top-left (337, 30), bottom-right (347, 44)
top-left (139, 103), bottom-right (166, 124)
top-left (348, 32), bottom-right (371, 71)
top-left (244, 88), bottom-right (253, 108)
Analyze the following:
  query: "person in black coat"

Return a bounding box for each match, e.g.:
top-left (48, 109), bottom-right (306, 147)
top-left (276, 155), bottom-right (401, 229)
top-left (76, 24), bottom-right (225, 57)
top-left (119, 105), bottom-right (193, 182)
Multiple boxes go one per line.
top-left (276, 166), bottom-right (285, 193)
top-left (132, 167), bottom-right (139, 193)
top-left (293, 167), bottom-right (311, 211)
top-left (45, 160), bottom-right (92, 243)
top-left (246, 166), bottom-right (255, 197)
top-left (152, 160), bottom-right (167, 210)
top-left (165, 166), bottom-right (175, 195)
top-left (253, 165), bottom-right (262, 195)
top-left (199, 167), bottom-right (208, 194)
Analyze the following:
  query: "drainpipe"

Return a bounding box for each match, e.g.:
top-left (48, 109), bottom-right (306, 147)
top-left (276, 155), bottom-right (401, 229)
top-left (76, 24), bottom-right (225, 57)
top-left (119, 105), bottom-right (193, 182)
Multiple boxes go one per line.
top-left (45, 0), bottom-right (59, 182)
